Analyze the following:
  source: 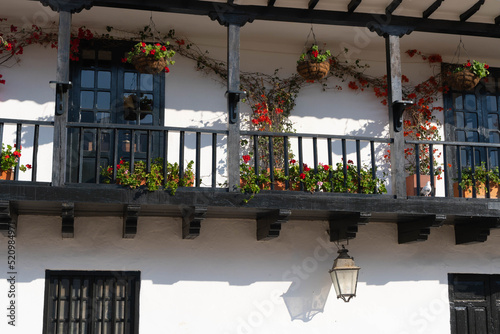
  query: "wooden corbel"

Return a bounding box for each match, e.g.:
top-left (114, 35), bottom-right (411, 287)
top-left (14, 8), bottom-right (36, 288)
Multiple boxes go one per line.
top-left (0, 201), bottom-right (17, 237)
top-left (398, 214), bottom-right (446, 244)
top-left (182, 206), bottom-right (207, 239)
top-left (257, 209), bottom-right (291, 241)
top-left (61, 202), bottom-right (75, 238)
top-left (329, 212), bottom-right (371, 242)
top-left (123, 205), bottom-right (140, 238)
top-left (455, 216), bottom-right (500, 244)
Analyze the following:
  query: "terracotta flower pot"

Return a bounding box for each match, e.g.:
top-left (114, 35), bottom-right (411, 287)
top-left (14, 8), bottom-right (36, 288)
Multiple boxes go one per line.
top-left (0, 169), bottom-right (13, 181)
top-left (453, 182), bottom-right (499, 198)
top-left (406, 174), bottom-right (435, 196)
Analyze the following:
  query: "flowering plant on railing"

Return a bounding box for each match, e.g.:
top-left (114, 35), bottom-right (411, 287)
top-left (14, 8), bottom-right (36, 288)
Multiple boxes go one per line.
top-left (457, 163), bottom-right (500, 195)
top-left (1, 144), bottom-right (32, 172)
top-left (101, 158), bottom-right (194, 194)
top-left (287, 159), bottom-right (387, 194)
top-left (239, 154), bottom-right (271, 202)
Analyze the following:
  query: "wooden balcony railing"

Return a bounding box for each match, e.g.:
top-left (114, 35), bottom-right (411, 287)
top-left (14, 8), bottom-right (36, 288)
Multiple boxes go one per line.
top-left (3, 118), bottom-right (500, 200)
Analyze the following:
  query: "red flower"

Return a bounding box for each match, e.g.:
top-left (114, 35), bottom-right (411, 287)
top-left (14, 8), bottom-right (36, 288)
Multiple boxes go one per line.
top-left (25, 164), bottom-right (32, 169)
top-left (251, 119), bottom-right (259, 125)
top-left (485, 64), bottom-right (490, 69)
top-left (117, 164), bottom-right (121, 169)
top-left (150, 50), bottom-right (155, 55)
top-left (165, 67), bottom-right (170, 73)
top-left (119, 159), bottom-right (124, 164)
top-left (242, 155), bottom-right (251, 163)
top-left (121, 58), bottom-right (128, 63)
top-left (466, 61), bottom-right (471, 67)
top-left (141, 42), bottom-right (146, 47)
top-left (311, 50), bottom-right (319, 58)
top-left (4, 155), bottom-right (9, 159)
top-left (323, 165), bottom-right (329, 171)
top-left (290, 159), bottom-right (296, 164)
top-left (155, 43), bottom-right (160, 46)
top-left (304, 165), bottom-right (311, 172)
top-left (10, 25), bottom-right (17, 32)
top-left (161, 46), bottom-right (167, 51)
top-left (300, 173), bottom-right (306, 180)
top-left (13, 151), bottom-right (21, 158)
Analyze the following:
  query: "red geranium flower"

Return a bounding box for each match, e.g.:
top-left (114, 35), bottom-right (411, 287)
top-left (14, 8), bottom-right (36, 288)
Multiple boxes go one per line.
top-left (242, 155), bottom-right (251, 163)
top-left (300, 173), bottom-right (306, 179)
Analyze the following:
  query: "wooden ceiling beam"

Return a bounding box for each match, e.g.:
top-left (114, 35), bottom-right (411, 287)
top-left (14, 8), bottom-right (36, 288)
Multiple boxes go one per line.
top-left (495, 15), bottom-right (500, 25)
top-left (423, 0), bottom-right (444, 19)
top-left (89, 0), bottom-right (500, 38)
top-left (386, 0), bottom-right (402, 16)
top-left (460, 0), bottom-right (485, 22)
top-left (267, 0), bottom-right (276, 7)
top-left (347, 0), bottom-right (362, 13)
top-left (308, 0), bottom-right (320, 10)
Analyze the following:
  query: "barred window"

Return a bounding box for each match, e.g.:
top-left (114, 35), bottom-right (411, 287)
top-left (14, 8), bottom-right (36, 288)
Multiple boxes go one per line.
top-left (43, 270), bottom-right (140, 334)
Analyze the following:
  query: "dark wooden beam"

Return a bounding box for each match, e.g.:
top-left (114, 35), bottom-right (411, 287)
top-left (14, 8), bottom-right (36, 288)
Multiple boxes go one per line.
top-left (182, 206), bottom-right (207, 239)
top-left (398, 214), bottom-right (446, 244)
top-left (123, 205), bottom-right (140, 238)
top-left (0, 201), bottom-right (17, 237)
top-left (423, 0), bottom-right (444, 19)
top-left (257, 209), bottom-right (291, 241)
top-left (347, 0), bottom-right (362, 13)
top-left (90, 0), bottom-right (500, 38)
top-left (386, 0), bottom-right (402, 16)
top-left (496, 15), bottom-right (500, 25)
top-left (329, 212), bottom-right (371, 242)
top-left (308, 0), bottom-right (320, 10)
top-left (267, 0), bottom-right (276, 7)
top-left (455, 217), bottom-right (500, 244)
top-left (460, 0), bottom-right (485, 22)
top-left (61, 202), bottom-right (74, 238)
top-left (39, 0), bottom-right (93, 13)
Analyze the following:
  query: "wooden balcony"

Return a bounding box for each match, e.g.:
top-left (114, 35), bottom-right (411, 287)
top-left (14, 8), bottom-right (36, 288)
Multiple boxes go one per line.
top-left (1, 118), bottom-right (500, 244)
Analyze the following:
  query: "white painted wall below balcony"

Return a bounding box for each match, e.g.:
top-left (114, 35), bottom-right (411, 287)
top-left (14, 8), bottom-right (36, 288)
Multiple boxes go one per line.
top-left (1, 216), bottom-right (500, 333)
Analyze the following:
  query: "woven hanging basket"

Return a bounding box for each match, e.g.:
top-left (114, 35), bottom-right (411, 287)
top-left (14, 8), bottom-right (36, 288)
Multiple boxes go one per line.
top-left (445, 68), bottom-right (481, 91)
top-left (296, 60), bottom-right (330, 81)
top-left (131, 55), bottom-right (168, 74)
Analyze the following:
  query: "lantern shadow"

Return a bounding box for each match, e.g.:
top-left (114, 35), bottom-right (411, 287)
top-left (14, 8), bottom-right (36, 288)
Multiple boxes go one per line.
top-left (281, 272), bottom-right (333, 322)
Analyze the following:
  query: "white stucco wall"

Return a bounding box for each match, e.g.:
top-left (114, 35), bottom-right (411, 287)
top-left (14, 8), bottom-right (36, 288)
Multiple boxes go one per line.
top-left (1, 216), bottom-right (500, 333)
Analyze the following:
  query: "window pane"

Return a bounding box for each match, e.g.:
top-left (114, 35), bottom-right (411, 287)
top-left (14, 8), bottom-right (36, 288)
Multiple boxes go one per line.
top-left (124, 72), bottom-right (137, 90)
top-left (466, 131), bottom-right (479, 142)
top-left (80, 91), bottom-right (94, 109)
top-left (453, 93), bottom-right (463, 110)
top-left (489, 132), bottom-right (500, 143)
top-left (80, 111), bottom-right (94, 123)
top-left (140, 74), bottom-right (153, 91)
top-left (97, 112), bottom-right (111, 125)
top-left (488, 113), bottom-right (499, 130)
top-left (84, 131), bottom-right (95, 151)
top-left (464, 94), bottom-right (476, 111)
top-left (140, 94), bottom-right (153, 112)
top-left (465, 112), bottom-right (478, 129)
top-left (98, 71), bottom-right (111, 89)
top-left (97, 92), bottom-right (111, 110)
top-left (81, 70), bottom-right (95, 88)
top-left (456, 112), bottom-right (464, 128)
top-left (486, 95), bottom-right (497, 112)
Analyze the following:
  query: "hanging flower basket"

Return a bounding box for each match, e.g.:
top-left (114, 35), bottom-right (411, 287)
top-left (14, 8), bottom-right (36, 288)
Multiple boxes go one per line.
top-left (445, 68), bottom-right (481, 91)
top-left (297, 60), bottom-right (330, 81)
top-left (131, 55), bottom-right (168, 74)
top-left (296, 45), bottom-right (331, 81)
top-left (444, 60), bottom-right (489, 91)
top-left (123, 41), bottom-right (175, 75)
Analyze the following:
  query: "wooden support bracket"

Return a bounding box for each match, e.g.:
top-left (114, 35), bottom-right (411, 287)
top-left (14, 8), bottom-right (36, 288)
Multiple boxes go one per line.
top-left (398, 214), bottom-right (446, 244)
top-left (182, 206), bottom-right (207, 239)
top-left (61, 202), bottom-right (75, 238)
top-left (123, 205), bottom-right (140, 239)
top-left (0, 201), bottom-right (17, 237)
top-left (257, 209), bottom-right (291, 241)
top-left (329, 212), bottom-right (371, 242)
top-left (455, 217), bottom-right (500, 244)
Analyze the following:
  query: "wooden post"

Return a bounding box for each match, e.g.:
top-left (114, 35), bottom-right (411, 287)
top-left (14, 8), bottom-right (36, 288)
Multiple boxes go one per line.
top-left (227, 22), bottom-right (241, 192)
top-left (52, 10), bottom-right (71, 187)
top-left (385, 35), bottom-right (406, 198)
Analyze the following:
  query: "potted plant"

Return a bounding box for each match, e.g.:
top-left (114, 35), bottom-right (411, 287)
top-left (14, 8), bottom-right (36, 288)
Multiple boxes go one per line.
top-left (165, 160), bottom-right (195, 195)
top-left (453, 163), bottom-right (500, 198)
top-left (239, 154), bottom-right (271, 202)
top-left (122, 41), bottom-right (175, 74)
top-left (445, 59), bottom-right (489, 91)
top-left (1, 144), bottom-right (32, 180)
top-left (296, 44), bottom-right (331, 81)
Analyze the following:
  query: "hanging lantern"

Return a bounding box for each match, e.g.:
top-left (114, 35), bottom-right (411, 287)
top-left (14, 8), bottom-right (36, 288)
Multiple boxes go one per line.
top-left (329, 246), bottom-right (360, 302)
